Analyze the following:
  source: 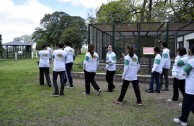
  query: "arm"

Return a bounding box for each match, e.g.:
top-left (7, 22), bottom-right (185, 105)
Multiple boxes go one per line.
top-left (83, 55), bottom-right (89, 70)
top-left (182, 63), bottom-right (192, 76)
top-left (122, 58), bottom-right (129, 79)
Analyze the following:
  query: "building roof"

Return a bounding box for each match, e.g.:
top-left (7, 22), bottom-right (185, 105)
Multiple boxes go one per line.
top-left (3, 41), bottom-right (32, 46)
top-left (89, 22), bottom-right (194, 38)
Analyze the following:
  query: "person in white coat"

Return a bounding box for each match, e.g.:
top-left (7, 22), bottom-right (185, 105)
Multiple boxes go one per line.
top-left (83, 43), bottom-right (101, 95)
top-left (64, 40), bottom-right (75, 88)
top-left (145, 47), bottom-right (162, 93)
top-left (160, 42), bottom-right (171, 91)
top-left (105, 45), bottom-right (116, 92)
top-left (173, 45), bottom-right (194, 126)
top-left (114, 45), bottom-right (142, 105)
top-left (52, 43), bottom-right (67, 96)
top-left (168, 47), bottom-right (188, 102)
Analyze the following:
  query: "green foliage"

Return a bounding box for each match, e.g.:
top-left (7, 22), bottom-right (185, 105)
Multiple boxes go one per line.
top-left (32, 11), bottom-right (87, 52)
top-left (97, 0), bottom-right (135, 23)
top-left (95, 0), bottom-right (194, 23)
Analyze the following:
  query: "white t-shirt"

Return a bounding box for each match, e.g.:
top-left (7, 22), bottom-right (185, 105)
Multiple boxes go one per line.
top-left (38, 50), bottom-right (50, 68)
top-left (83, 52), bottom-right (99, 72)
top-left (64, 46), bottom-right (75, 64)
top-left (106, 51), bottom-right (116, 71)
top-left (122, 54), bottom-right (140, 81)
top-left (182, 57), bottom-right (194, 94)
top-left (53, 49), bottom-right (67, 71)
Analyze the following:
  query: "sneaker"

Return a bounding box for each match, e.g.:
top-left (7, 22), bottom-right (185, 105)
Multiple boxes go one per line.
top-left (83, 92), bottom-right (89, 95)
top-left (145, 89), bottom-right (154, 93)
top-left (113, 99), bottom-right (122, 104)
top-left (167, 99), bottom-right (178, 103)
top-left (173, 118), bottom-right (187, 126)
top-left (154, 90), bottom-right (160, 93)
top-left (66, 86), bottom-right (73, 89)
top-left (97, 89), bottom-right (101, 95)
top-left (135, 102), bottom-right (143, 106)
top-left (48, 83), bottom-right (51, 87)
top-left (60, 93), bottom-right (64, 96)
top-left (52, 92), bottom-right (59, 97)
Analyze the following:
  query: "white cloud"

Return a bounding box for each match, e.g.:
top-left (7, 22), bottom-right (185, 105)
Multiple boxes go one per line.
top-left (0, 0), bottom-right (53, 43)
top-left (58, 0), bottom-right (108, 9)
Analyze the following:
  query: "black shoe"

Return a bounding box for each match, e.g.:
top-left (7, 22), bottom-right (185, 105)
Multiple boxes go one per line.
top-left (52, 92), bottom-right (59, 97)
top-left (145, 89), bottom-right (151, 92)
top-left (146, 89), bottom-right (154, 93)
top-left (154, 90), bottom-right (160, 93)
top-left (112, 85), bottom-right (115, 89)
top-left (97, 89), bottom-right (101, 95)
top-left (48, 83), bottom-right (51, 87)
top-left (60, 93), bottom-right (64, 96)
top-left (105, 90), bottom-right (113, 92)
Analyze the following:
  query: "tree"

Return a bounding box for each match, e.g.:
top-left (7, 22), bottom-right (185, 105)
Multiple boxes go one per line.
top-left (14, 34), bottom-right (33, 44)
top-left (32, 11), bottom-right (87, 52)
top-left (0, 34), bottom-right (3, 54)
top-left (61, 16), bottom-right (87, 54)
top-left (96, 0), bottom-right (194, 23)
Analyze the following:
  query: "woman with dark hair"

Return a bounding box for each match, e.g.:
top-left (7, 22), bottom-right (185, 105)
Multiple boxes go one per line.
top-left (168, 47), bottom-right (188, 102)
top-left (145, 46), bottom-right (162, 93)
top-left (173, 45), bottom-right (194, 126)
top-left (83, 43), bottom-right (101, 95)
top-left (105, 45), bottom-right (116, 92)
top-left (114, 45), bottom-right (142, 105)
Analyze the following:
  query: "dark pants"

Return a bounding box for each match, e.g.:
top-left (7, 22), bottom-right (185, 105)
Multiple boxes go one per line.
top-left (179, 93), bottom-right (194, 122)
top-left (160, 68), bottom-right (169, 89)
top-left (53, 71), bottom-right (65, 94)
top-left (172, 78), bottom-right (185, 101)
top-left (118, 80), bottom-right (142, 103)
top-left (149, 72), bottom-right (160, 91)
top-left (106, 70), bottom-right (115, 92)
top-left (84, 70), bottom-right (100, 94)
top-left (64, 63), bottom-right (73, 87)
top-left (39, 67), bottom-right (51, 85)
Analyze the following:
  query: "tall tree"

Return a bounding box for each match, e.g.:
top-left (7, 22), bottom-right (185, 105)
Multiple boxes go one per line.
top-left (0, 34), bottom-right (3, 54)
top-left (32, 11), bottom-right (87, 51)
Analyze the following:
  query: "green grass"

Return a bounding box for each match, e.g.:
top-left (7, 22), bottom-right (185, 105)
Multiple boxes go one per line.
top-left (0, 59), bottom-right (194, 126)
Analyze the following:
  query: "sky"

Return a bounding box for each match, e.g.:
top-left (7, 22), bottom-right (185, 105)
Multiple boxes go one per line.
top-left (0, 0), bottom-right (108, 43)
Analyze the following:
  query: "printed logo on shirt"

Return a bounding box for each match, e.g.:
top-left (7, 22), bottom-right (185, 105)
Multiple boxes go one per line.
top-left (92, 55), bottom-right (97, 59)
top-left (57, 54), bottom-right (63, 58)
top-left (43, 54), bottom-right (48, 57)
top-left (132, 58), bottom-right (137, 62)
top-left (69, 49), bottom-right (73, 53)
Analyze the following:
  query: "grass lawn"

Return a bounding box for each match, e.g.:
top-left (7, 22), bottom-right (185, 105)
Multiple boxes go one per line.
top-left (0, 59), bottom-right (194, 126)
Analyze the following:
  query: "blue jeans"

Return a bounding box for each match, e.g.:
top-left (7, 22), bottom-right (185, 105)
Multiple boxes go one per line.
top-left (53, 71), bottom-right (65, 94)
top-left (179, 93), bottom-right (194, 122)
top-left (149, 72), bottom-right (160, 91)
top-left (64, 63), bottom-right (73, 87)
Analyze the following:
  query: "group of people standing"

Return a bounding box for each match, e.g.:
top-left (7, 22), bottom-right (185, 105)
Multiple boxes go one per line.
top-left (38, 41), bottom-right (194, 126)
top-left (38, 41), bottom-right (75, 96)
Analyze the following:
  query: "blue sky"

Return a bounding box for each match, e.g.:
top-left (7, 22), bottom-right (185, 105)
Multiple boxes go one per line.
top-left (0, 0), bottom-right (108, 43)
